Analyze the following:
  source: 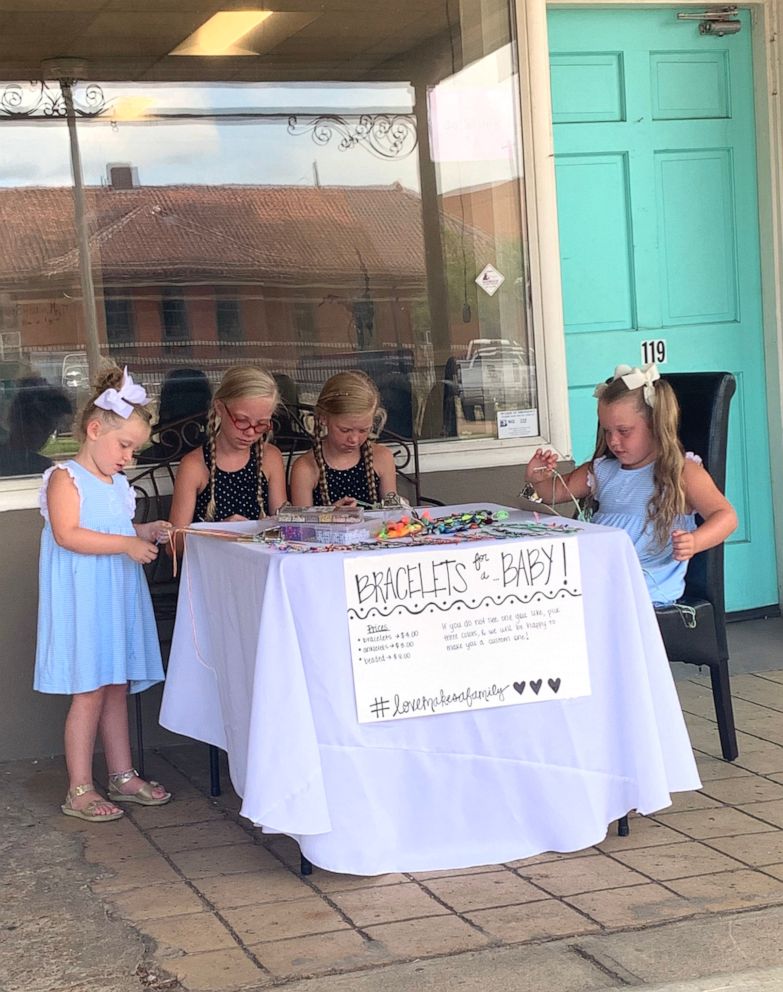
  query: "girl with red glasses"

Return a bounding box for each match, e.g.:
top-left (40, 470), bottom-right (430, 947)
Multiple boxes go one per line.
top-left (170, 366), bottom-right (286, 538)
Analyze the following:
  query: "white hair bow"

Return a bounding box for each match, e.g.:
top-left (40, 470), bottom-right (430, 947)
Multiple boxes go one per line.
top-left (94, 367), bottom-right (148, 418)
top-left (593, 363), bottom-right (660, 408)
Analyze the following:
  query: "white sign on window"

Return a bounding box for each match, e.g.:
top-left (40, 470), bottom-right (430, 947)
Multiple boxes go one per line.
top-left (497, 408), bottom-right (538, 439)
top-left (475, 263), bottom-right (505, 297)
top-left (344, 539), bottom-right (591, 723)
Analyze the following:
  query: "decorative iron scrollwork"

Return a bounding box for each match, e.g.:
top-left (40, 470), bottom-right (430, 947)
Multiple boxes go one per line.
top-left (287, 113), bottom-right (417, 160)
top-left (0, 81), bottom-right (110, 119)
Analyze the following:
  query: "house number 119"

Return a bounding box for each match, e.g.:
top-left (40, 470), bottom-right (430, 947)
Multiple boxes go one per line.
top-left (641, 339), bottom-right (667, 365)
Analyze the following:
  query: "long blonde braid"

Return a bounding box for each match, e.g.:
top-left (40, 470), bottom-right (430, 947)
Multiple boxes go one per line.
top-left (203, 405), bottom-right (221, 522)
top-left (361, 438), bottom-right (379, 503)
top-left (253, 436), bottom-right (266, 518)
top-left (313, 433), bottom-right (331, 505)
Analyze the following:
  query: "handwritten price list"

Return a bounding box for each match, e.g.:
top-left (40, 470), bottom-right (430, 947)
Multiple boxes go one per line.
top-left (344, 538), bottom-right (592, 723)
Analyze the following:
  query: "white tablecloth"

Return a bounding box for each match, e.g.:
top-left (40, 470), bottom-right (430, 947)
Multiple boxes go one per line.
top-left (160, 508), bottom-right (700, 874)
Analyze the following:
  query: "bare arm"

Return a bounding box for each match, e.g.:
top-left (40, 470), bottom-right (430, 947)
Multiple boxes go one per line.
top-left (168, 447), bottom-right (208, 553)
top-left (524, 449), bottom-right (591, 505)
top-left (672, 459), bottom-right (738, 561)
top-left (373, 442), bottom-right (398, 498)
top-left (290, 451), bottom-right (319, 506)
top-left (262, 442), bottom-right (288, 515)
top-left (47, 468), bottom-right (159, 565)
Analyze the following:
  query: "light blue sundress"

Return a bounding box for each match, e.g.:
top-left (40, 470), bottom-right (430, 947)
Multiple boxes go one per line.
top-left (590, 455), bottom-right (699, 607)
top-left (34, 460), bottom-right (164, 695)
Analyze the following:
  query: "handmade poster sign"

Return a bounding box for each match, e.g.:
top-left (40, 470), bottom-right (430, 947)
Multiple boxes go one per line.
top-left (344, 537), bottom-right (591, 723)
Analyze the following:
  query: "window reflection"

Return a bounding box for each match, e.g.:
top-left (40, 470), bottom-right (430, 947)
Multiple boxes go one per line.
top-left (0, 0), bottom-right (536, 476)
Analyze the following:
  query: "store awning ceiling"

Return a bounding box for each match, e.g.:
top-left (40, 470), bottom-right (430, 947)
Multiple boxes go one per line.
top-left (0, 1), bottom-right (458, 82)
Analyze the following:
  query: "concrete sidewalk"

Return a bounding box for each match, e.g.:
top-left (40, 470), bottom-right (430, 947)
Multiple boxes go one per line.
top-left (3, 664), bottom-right (783, 992)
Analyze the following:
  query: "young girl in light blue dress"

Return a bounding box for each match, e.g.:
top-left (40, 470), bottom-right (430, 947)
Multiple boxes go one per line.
top-left (523, 364), bottom-right (737, 605)
top-left (36, 365), bottom-right (173, 822)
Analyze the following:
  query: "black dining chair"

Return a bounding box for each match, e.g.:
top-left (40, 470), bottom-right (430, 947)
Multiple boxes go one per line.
top-left (617, 371), bottom-right (738, 838)
top-left (654, 371), bottom-right (738, 762)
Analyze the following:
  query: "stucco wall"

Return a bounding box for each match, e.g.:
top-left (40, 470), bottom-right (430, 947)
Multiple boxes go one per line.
top-left (0, 463), bottom-right (534, 760)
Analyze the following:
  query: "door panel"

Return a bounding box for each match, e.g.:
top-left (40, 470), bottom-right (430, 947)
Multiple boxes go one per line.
top-left (548, 7), bottom-right (776, 612)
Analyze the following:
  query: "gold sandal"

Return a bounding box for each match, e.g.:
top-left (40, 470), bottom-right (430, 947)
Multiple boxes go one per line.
top-left (61, 783), bottom-right (124, 822)
top-left (107, 768), bottom-right (171, 806)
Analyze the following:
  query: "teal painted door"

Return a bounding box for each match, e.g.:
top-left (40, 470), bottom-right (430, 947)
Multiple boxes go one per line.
top-left (548, 7), bottom-right (776, 612)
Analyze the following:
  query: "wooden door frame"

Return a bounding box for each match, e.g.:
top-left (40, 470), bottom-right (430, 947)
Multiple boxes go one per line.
top-left (524, 0), bottom-right (783, 604)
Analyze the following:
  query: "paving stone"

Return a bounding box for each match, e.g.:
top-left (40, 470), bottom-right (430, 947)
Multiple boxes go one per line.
top-left (665, 868), bottom-right (783, 911)
top-left (107, 880), bottom-right (205, 920)
top-left (566, 882), bottom-right (697, 928)
top-left (147, 819), bottom-right (253, 853)
top-left (609, 840), bottom-right (746, 880)
top-left (221, 896), bottom-right (350, 942)
top-left (664, 791), bottom-right (722, 813)
top-left (251, 929), bottom-right (391, 978)
top-left (127, 795), bottom-right (228, 828)
top-left (739, 800), bottom-right (783, 829)
top-left (514, 853), bottom-right (648, 896)
top-left (82, 828), bottom-right (158, 863)
top-left (421, 869), bottom-right (545, 911)
top-left (412, 864), bottom-right (505, 880)
top-left (732, 739), bottom-right (783, 775)
top-left (90, 854), bottom-right (181, 894)
top-left (168, 842), bottom-right (281, 878)
top-left (364, 913), bottom-right (491, 958)
top-left (694, 754), bottom-right (753, 781)
top-left (313, 871), bottom-right (408, 892)
top-left (139, 910), bottom-right (238, 956)
top-left (167, 948), bottom-right (269, 990)
top-left (595, 816), bottom-right (690, 852)
top-left (195, 868), bottom-right (313, 908)
top-left (762, 863), bottom-right (783, 881)
top-left (705, 831), bottom-right (783, 866)
top-left (505, 847), bottom-right (597, 867)
top-left (652, 806), bottom-right (775, 839)
top-left (327, 881), bottom-right (450, 926)
top-left (699, 776), bottom-right (783, 805)
top-left (465, 898), bottom-right (598, 942)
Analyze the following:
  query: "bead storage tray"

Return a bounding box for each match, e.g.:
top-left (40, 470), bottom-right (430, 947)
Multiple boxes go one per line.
top-left (275, 506), bottom-right (395, 545)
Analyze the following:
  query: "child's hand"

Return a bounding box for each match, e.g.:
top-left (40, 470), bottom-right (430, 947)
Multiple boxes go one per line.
top-left (225, 514), bottom-right (249, 522)
top-left (126, 536), bottom-right (159, 564)
top-left (672, 529), bottom-right (697, 561)
top-left (141, 520), bottom-right (173, 544)
top-left (334, 496), bottom-right (358, 508)
top-left (525, 448), bottom-right (559, 484)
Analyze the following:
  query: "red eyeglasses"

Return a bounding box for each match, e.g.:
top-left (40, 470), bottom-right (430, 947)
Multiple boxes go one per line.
top-left (222, 404), bottom-right (272, 434)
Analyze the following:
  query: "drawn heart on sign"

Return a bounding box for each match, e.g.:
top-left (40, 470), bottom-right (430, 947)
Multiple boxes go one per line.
top-left (548, 677), bottom-right (562, 694)
top-left (513, 681), bottom-right (526, 695)
top-left (530, 679), bottom-right (542, 695)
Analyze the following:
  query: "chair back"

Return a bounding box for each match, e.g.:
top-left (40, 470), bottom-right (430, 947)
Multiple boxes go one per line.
top-left (660, 372), bottom-right (735, 615)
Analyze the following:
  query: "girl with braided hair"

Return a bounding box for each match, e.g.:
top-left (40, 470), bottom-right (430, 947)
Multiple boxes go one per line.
top-left (290, 371), bottom-right (397, 507)
top-left (170, 366), bottom-right (286, 540)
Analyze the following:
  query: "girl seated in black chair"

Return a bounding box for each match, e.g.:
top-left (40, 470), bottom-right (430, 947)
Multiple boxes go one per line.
top-left (523, 363), bottom-right (737, 605)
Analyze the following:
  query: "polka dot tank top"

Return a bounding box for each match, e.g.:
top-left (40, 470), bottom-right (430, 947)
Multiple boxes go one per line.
top-left (312, 449), bottom-right (381, 506)
top-left (194, 444), bottom-right (269, 522)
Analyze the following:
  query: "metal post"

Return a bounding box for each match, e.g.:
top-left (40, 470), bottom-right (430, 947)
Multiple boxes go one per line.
top-left (60, 76), bottom-right (102, 377)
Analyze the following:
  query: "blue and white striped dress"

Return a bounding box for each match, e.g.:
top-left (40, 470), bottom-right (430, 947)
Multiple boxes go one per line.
top-left (34, 460), bottom-right (164, 695)
top-left (589, 455), bottom-right (698, 606)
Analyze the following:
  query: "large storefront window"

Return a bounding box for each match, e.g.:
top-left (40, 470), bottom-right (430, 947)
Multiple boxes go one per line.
top-left (0, 0), bottom-right (535, 477)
